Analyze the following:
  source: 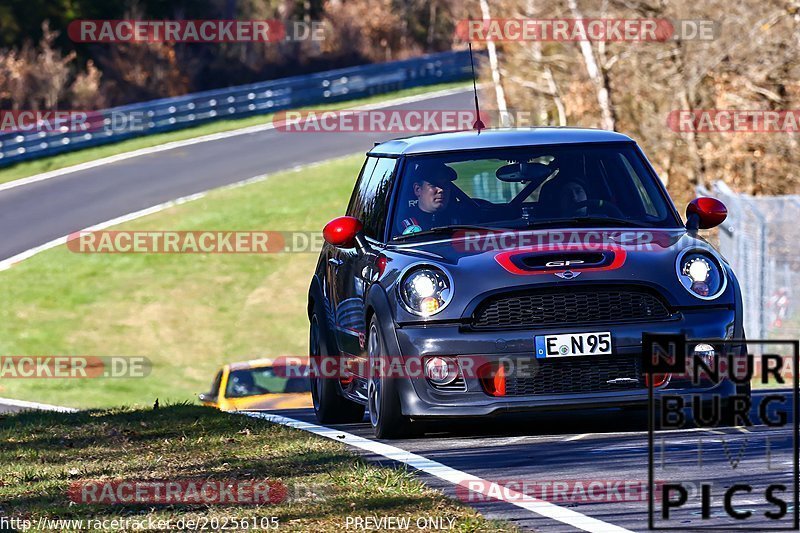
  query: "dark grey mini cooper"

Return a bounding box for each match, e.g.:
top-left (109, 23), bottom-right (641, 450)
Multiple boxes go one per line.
top-left (307, 128), bottom-right (744, 438)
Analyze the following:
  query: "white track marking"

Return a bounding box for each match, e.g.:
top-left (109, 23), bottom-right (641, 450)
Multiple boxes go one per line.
top-left (0, 86), bottom-right (472, 194)
top-left (246, 412), bottom-right (634, 533)
top-left (0, 155), bottom-right (352, 271)
top-left (0, 397), bottom-right (77, 413)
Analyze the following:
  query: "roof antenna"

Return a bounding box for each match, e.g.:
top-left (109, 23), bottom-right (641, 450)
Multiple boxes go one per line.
top-left (468, 43), bottom-right (485, 131)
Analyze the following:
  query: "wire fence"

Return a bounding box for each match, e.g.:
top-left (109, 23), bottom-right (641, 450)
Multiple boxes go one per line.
top-left (698, 181), bottom-right (800, 341)
top-left (0, 50), bottom-right (475, 168)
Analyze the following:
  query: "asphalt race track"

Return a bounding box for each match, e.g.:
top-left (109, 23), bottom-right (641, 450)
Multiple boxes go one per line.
top-left (1, 87), bottom-right (796, 531)
top-left (0, 88), bottom-right (473, 262)
top-left (265, 393), bottom-right (796, 532)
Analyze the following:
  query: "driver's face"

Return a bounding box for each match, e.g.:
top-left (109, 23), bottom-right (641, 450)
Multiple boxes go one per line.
top-left (414, 179), bottom-right (450, 213)
top-left (561, 182), bottom-right (587, 214)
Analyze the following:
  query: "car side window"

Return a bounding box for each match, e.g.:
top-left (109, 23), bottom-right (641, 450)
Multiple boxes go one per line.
top-left (346, 157), bottom-right (378, 220)
top-left (208, 370), bottom-right (223, 400)
top-left (347, 156), bottom-right (397, 241)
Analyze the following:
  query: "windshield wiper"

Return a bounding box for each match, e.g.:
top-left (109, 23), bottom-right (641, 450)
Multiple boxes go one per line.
top-left (523, 216), bottom-right (651, 229)
top-left (391, 224), bottom-right (502, 241)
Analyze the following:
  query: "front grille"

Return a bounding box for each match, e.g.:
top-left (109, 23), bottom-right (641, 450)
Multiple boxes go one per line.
top-left (503, 355), bottom-right (644, 396)
top-left (472, 287), bottom-right (671, 329)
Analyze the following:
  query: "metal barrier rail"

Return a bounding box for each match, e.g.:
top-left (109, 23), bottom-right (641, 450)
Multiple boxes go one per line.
top-left (698, 181), bottom-right (800, 340)
top-left (0, 50), bottom-right (474, 167)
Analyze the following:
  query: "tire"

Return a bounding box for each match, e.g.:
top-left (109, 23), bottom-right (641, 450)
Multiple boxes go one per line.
top-left (734, 337), bottom-right (752, 398)
top-left (367, 315), bottom-right (418, 439)
top-left (309, 312), bottom-right (365, 424)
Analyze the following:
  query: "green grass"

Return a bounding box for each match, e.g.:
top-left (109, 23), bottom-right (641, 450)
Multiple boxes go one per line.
top-left (0, 81), bottom-right (469, 186)
top-left (0, 155), bottom-right (364, 408)
top-left (0, 404), bottom-right (515, 532)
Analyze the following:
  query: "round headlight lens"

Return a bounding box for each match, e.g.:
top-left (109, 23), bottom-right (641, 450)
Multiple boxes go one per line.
top-left (399, 267), bottom-right (452, 316)
top-left (677, 252), bottom-right (725, 299)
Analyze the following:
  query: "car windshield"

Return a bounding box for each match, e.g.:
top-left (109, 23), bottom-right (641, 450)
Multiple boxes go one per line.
top-left (390, 143), bottom-right (680, 240)
top-left (225, 366), bottom-right (311, 398)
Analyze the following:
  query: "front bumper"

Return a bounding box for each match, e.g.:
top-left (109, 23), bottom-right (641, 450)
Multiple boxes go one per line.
top-left (385, 307), bottom-right (739, 418)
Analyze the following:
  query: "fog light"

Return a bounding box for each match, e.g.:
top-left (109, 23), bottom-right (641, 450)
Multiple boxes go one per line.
top-left (424, 357), bottom-right (457, 385)
top-left (693, 342), bottom-right (716, 365)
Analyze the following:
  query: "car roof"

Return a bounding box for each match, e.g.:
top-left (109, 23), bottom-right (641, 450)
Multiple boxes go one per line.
top-left (226, 357), bottom-right (308, 371)
top-left (368, 127), bottom-right (635, 156)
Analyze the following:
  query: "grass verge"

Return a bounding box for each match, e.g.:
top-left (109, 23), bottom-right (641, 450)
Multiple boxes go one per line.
top-left (0, 404), bottom-right (514, 532)
top-left (0, 154), bottom-right (366, 408)
top-left (0, 81), bottom-right (468, 186)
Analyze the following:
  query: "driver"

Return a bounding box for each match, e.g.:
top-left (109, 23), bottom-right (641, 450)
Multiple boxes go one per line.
top-left (228, 371), bottom-right (259, 397)
top-left (396, 161), bottom-right (459, 235)
top-left (560, 179), bottom-right (588, 216)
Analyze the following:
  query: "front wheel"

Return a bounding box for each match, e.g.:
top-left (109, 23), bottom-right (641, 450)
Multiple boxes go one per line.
top-left (309, 313), bottom-right (365, 424)
top-left (367, 316), bottom-right (418, 439)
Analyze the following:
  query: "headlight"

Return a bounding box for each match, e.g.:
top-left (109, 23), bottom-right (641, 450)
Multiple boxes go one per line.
top-left (676, 250), bottom-right (726, 299)
top-left (398, 266), bottom-right (452, 316)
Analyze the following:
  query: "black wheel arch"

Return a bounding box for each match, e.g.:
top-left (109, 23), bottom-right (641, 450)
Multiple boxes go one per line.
top-left (366, 283), bottom-right (401, 357)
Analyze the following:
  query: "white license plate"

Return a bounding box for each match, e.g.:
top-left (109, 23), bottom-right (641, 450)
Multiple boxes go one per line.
top-left (535, 332), bottom-right (612, 358)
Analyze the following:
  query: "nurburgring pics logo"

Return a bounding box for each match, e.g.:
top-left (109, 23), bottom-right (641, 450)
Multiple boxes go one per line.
top-left (644, 335), bottom-right (799, 529)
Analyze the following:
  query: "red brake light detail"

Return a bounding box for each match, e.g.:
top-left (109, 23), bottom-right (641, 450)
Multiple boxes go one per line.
top-left (323, 216), bottom-right (363, 248)
top-left (687, 197), bottom-right (727, 229)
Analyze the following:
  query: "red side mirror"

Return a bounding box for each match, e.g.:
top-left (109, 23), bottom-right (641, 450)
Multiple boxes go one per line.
top-left (323, 216), bottom-right (363, 248)
top-left (686, 197), bottom-right (727, 230)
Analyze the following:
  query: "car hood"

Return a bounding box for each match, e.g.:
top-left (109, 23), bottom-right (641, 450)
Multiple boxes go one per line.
top-left (381, 228), bottom-right (736, 322)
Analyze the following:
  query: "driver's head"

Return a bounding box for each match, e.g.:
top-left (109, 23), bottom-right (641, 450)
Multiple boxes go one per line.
top-left (230, 371), bottom-right (255, 395)
top-left (559, 179), bottom-right (588, 215)
top-left (412, 162), bottom-right (456, 213)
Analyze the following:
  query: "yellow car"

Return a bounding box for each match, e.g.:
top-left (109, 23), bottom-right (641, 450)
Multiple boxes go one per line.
top-left (199, 358), bottom-right (313, 411)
